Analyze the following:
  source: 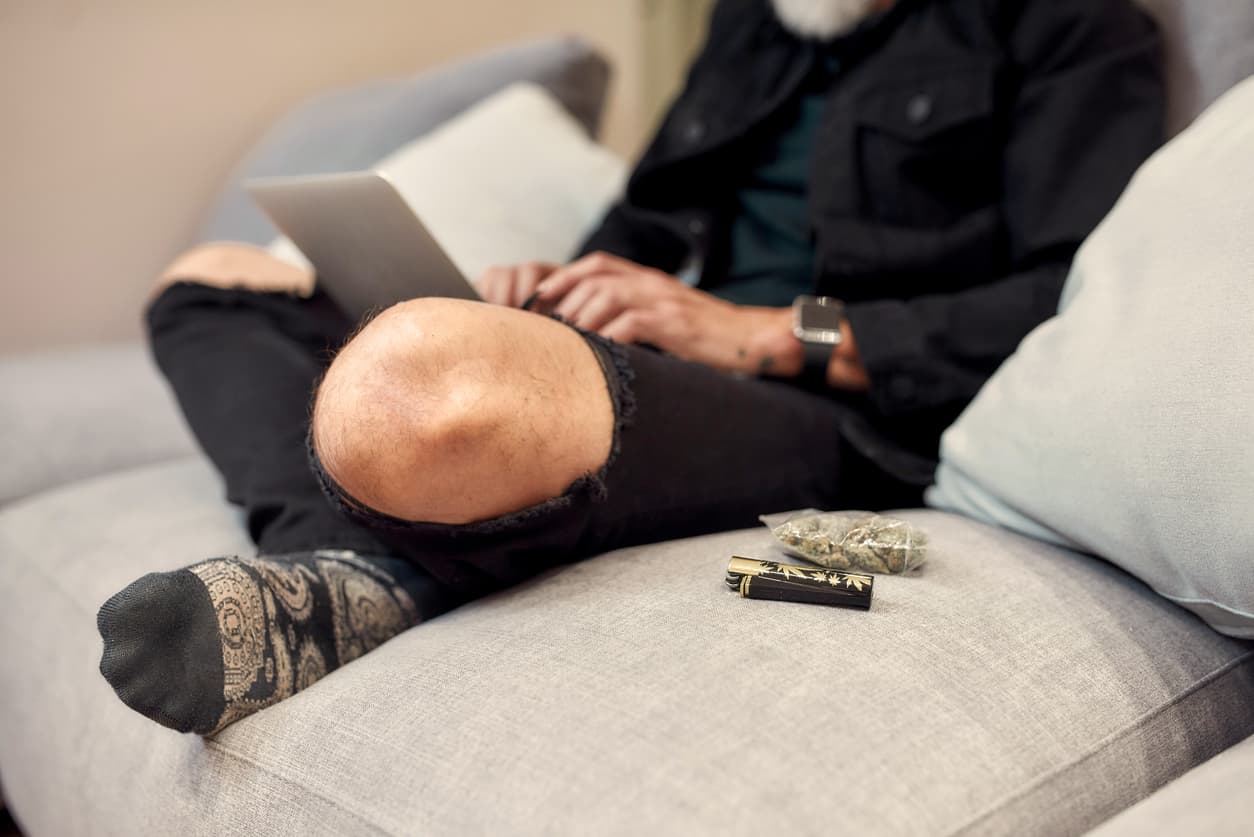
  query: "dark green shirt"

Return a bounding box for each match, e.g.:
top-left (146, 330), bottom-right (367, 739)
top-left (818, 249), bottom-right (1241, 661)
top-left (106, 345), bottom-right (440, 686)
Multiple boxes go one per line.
top-left (706, 62), bottom-right (833, 307)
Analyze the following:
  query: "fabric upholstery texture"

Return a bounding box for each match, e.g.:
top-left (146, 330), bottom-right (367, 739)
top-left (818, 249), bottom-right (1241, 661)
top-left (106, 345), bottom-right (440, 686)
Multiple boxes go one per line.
top-left (266, 83), bottom-right (628, 281)
top-left (0, 343), bottom-right (195, 506)
top-left (198, 36), bottom-right (610, 246)
top-left (927, 76), bottom-right (1254, 639)
top-left (1086, 731), bottom-right (1254, 837)
top-left (1, 448), bottom-right (1251, 835)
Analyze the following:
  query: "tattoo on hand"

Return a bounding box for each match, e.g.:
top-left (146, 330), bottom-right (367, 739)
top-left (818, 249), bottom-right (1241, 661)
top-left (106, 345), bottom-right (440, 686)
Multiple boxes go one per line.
top-left (758, 356), bottom-right (775, 373)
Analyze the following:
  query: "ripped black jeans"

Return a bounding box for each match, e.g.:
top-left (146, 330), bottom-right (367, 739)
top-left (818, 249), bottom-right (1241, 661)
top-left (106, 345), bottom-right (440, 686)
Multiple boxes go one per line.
top-left (148, 282), bottom-right (921, 601)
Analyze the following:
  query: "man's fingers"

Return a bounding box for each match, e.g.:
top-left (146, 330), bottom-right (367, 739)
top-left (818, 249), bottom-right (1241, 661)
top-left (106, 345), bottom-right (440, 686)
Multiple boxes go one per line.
top-left (511, 262), bottom-right (556, 308)
top-left (552, 279), bottom-right (604, 322)
top-left (535, 252), bottom-right (629, 303)
top-left (475, 265), bottom-right (512, 306)
top-left (599, 310), bottom-right (654, 345)
top-left (475, 263), bottom-right (561, 308)
top-left (569, 287), bottom-right (631, 333)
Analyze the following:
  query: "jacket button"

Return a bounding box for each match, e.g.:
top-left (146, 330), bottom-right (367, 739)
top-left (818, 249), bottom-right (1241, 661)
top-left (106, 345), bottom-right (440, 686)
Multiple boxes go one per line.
top-left (687, 217), bottom-right (707, 236)
top-left (906, 93), bottom-right (933, 125)
top-left (681, 119), bottom-right (706, 144)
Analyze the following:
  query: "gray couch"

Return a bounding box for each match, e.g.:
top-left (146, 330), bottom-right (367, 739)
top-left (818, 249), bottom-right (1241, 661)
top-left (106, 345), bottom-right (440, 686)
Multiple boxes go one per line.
top-left (3, 9), bottom-right (1253, 837)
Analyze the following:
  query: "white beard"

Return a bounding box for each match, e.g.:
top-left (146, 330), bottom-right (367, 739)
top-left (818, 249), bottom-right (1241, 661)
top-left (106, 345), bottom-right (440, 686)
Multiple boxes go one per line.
top-left (769, 0), bottom-right (882, 40)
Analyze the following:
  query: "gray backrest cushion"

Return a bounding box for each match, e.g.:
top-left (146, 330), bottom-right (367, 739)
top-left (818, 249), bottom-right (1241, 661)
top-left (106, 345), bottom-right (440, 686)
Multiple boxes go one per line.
top-left (1134, 0), bottom-right (1254, 133)
top-left (199, 36), bottom-right (610, 245)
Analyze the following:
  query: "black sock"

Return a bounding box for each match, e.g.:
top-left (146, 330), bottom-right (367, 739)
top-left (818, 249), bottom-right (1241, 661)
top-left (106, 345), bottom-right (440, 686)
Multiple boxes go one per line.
top-left (97, 549), bottom-right (449, 735)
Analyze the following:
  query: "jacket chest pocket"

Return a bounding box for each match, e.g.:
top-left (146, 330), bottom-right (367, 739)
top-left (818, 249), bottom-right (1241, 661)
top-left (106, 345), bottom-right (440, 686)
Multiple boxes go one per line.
top-left (851, 64), bottom-right (1001, 228)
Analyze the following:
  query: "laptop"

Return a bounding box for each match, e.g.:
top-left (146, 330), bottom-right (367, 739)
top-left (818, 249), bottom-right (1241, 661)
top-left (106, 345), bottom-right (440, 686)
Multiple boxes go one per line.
top-left (245, 171), bottom-right (481, 321)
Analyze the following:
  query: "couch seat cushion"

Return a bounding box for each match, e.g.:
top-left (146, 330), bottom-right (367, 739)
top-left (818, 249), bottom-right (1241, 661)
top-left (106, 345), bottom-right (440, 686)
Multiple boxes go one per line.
top-left (0, 459), bottom-right (1251, 836)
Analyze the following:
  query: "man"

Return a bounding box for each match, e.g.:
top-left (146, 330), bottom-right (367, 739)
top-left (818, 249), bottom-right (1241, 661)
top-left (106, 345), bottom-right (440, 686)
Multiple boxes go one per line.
top-left (98, 0), bottom-right (1164, 735)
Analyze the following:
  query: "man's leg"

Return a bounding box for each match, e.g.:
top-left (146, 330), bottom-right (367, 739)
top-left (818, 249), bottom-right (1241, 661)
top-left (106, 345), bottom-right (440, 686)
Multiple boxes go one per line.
top-left (101, 293), bottom-right (916, 736)
top-left (311, 298), bottom-right (919, 595)
top-left (97, 268), bottom-right (461, 735)
top-left (143, 279), bottom-right (368, 552)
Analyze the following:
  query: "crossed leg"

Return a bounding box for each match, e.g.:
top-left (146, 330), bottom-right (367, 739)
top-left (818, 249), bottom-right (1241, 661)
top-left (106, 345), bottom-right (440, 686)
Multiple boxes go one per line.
top-left (98, 262), bottom-right (623, 735)
top-left (98, 249), bottom-right (918, 736)
top-left (304, 295), bottom-right (919, 600)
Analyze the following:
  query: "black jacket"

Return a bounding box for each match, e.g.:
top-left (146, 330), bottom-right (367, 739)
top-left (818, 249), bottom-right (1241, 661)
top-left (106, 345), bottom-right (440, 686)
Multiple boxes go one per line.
top-left (578, 0), bottom-right (1164, 484)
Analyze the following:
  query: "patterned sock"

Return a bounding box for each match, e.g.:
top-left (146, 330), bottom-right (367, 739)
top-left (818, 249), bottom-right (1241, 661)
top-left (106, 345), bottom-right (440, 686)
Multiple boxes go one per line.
top-left (97, 550), bottom-right (446, 735)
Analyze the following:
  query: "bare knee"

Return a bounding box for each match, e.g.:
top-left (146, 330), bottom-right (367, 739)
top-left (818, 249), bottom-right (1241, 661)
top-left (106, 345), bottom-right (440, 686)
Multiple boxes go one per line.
top-left (155, 242), bottom-right (315, 297)
top-left (311, 298), bottom-right (614, 524)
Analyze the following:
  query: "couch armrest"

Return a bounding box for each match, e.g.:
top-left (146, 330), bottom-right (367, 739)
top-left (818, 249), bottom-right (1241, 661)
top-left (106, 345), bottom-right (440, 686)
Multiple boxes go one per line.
top-left (0, 342), bottom-right (197, 506)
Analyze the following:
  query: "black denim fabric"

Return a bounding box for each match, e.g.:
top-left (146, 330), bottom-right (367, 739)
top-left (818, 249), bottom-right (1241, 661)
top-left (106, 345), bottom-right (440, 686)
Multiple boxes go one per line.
top-left (147, 282), bottom-right (388, 557)
top-left (149, 283), bottom-right (920, 600)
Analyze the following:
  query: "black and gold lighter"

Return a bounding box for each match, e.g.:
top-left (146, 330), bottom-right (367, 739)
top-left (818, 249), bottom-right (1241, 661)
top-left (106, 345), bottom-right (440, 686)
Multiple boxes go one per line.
top-left (725, 556), bottom-right (873, 609)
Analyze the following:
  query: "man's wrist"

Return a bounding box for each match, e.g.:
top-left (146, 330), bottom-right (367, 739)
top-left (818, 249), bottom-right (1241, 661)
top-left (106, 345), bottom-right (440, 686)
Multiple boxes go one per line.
top-left (755, 307), bottom-right (805, 376)
top-left (755, 306), bottom-right (869, 391)
top-left (827, 321), bottom-right (870, 391)
top-left (744, 306), bottom-right (868, 391)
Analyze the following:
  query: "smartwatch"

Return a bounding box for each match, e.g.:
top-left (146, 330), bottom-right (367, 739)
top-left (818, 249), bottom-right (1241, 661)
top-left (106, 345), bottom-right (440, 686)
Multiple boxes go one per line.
top-left (792, 295), bottom-right (845, 382)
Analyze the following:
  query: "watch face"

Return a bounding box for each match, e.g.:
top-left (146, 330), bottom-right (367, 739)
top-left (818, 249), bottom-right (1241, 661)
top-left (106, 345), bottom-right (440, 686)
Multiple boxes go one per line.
top-left (798, 300), bottom-right (845, 334)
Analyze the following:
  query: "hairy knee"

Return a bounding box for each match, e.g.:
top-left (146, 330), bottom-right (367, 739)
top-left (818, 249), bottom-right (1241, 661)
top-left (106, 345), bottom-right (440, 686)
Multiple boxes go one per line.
top-left (311, 298), bottom-right (614, 524)
top-left (156, 242), bottom-right (315, 297)
top-left (312, 299), bottom-right (498, 521)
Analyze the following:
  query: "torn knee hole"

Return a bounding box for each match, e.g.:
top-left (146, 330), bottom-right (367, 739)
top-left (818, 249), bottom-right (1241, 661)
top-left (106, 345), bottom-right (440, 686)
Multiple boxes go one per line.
top-left (156, 242), bottom-right (315, 297)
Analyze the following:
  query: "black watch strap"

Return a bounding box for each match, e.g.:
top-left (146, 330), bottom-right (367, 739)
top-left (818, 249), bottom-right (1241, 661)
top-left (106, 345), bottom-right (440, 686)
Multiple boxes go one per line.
top-left (801, 340), bottom-right (833, 383)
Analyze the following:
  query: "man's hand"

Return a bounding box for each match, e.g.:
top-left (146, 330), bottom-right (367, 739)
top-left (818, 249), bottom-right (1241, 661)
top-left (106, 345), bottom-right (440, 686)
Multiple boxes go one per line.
top-left (532, 252), bottom-right (868, 389)
top-left (475, 261), bottom-right (560, 308)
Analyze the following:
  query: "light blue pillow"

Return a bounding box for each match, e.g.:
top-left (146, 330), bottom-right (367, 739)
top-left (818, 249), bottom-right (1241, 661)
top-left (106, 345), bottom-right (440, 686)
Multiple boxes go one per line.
top-left (199, 36), bottom-right (609, 246)
top-left (927, 76), bottom-right (1254, 640)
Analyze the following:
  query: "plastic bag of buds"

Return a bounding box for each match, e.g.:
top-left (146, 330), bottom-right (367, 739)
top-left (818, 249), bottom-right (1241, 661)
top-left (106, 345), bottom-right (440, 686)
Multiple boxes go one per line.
top-left (762, 510), bottom-right (928, 574)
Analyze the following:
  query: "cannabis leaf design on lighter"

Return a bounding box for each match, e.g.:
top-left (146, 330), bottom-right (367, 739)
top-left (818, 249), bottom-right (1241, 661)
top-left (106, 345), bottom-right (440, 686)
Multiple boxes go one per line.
top-left (755, 560), bottom-right (870, 594)
top-left (761, 561), bottom-right (813, 582)
top-left (815, 569), bottom-right (867, 591)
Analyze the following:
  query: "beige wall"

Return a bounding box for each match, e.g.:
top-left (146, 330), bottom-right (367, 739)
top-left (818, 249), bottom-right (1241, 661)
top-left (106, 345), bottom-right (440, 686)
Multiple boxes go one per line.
top-left (0, 0), bottom-right (708, 356)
